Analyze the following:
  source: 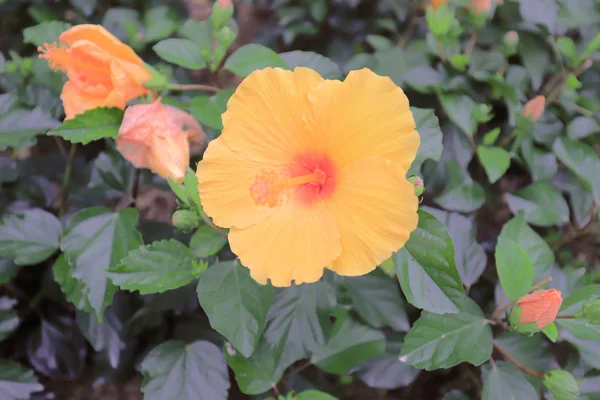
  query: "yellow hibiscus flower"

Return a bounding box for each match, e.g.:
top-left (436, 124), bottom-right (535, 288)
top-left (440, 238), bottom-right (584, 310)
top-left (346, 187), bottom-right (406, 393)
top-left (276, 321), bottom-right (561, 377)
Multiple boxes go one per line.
top-left (197, 67), bottom-right (419, 287)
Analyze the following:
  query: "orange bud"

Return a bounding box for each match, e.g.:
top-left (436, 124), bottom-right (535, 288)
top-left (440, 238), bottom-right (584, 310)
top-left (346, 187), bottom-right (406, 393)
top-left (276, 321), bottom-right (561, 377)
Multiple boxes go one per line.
top-left (116, 100), bottom-right (205, 182)
top-left (523, 95), bottom-right (546, 122)
top-left (514, 289), bottom-right (563, 330)
top-left (472, 0), bottom-right (491, 13)
top-left (38, 24), bottom-right (152, 119)
top-left (430, 0), bottom-right (449, 10)
top-left (218, 0), bottom-right (233, 7)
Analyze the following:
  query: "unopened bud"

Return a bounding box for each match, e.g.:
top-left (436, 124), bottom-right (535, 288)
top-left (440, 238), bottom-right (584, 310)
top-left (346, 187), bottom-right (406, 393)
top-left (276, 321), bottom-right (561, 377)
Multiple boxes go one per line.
top-left (172, 210), bottom-right (201, 230)
top-left (543, 370), bottom-right (580, 400)
top-left (211, 0), bottom-right (234, 31)
top-left (430, 0), bottom-right (448, 9)
top-left (504, 31), bottom-right (519, 47)
top-left (508, 289), bottom-right (562, 335)
top-left (472, 0), bottom-right (491, 14)
top-left (408, 176), bottom-right (425, 196)
top-left (523, 95), bottom-right (545, 122)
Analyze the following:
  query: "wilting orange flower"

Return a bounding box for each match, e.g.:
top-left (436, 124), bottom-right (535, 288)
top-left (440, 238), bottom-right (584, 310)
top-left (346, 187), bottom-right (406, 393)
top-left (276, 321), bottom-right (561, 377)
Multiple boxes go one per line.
top-left (510, 289), bottom-right (563, 332)
top-left (472, 0), bottom-right (491, 13)
top-left (39, 24), bottom-right (152, 119)
top-left (523, 95), bottom-right (546, 122)
top-left (431, 0), bottom-right (448, 9)
top-left (197, 68), bottom-right (419, 287)
top-left (116, 100), bottom-right (204, 182)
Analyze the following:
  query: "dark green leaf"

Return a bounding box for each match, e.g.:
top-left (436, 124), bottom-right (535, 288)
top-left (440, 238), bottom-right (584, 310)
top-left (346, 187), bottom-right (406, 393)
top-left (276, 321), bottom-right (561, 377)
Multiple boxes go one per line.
top-left (108, 239), bottom-right (201, 295)
top-left (495, 238), bottom-right (534, 301)
top-left (70, 0), bottom-right (96, 16)
top-left (438, 93), bottom-right (477, 137)
top-left (0, 108), bottom-right (60, 150)
top-left (197, 261), bottom-right (275, 357)
top-left (516, 0), bottom-right (559, 33)
top-left (23, 21), bottom-right (70, 47)
top-left (296, 391), bottom-right (337, 400)
top-left (0, 360), bottom-right (43, 399)
top-left (0, 209), bottom-right (61, 266)
top-left (557, 285), bottom-right (600, 340)
top-left (560, 330), bottom-right (600, 369)
top-left (312, 313), bottom-right (385, 375)
top-left (567, 116), bottom-right (600, 140)
top-left (481, 362), bottom-right (538, 400)
top-left (224, 44), bottom-right (286, 77)
top-left (405, 66), bottom-right (443, 93)
top-left (409, 107), bottom-right (443, 174)
top-left (519, 32), bottom-right (552, 91)
top-left (435, 162), bottom-right (486, 213)
top-left (506, 181), bottom-right (569, 227)
top-left (53, 254), bottom-right (93, 312)
top-left (189, 226), bottom-right (227, 258)
top-left (394, 210), bottom-right (464, 314)
top-left (143, 6), bottom-right (178, 43)
top-left (477, 146), bottom-right (510, 183)
top-left (495, 333), bottom-right (556, 372)
top-left (400, 297), bottom-right (492, 369)
top-left (153, 39), bottom-right (207, 70)
top-left (553, 137), bottom-right (600, 202)
top-left (442, 391), bottom-right (470, 400)
top-left (179, 19), bottom-right (212, 52)
top-left (280, 51), bottom-right (342, 79)
top-left (521, 140), bottom-right (558, 181)
top-left (498, 215), bottom-right (554, 280)
top-left (141, 340), bottom-right (230, 400)
top-left (345, 270), bottom-right (409, 331)
top-left (60, 207), bottom-right (143, 320)
top-left (0, 259), bottom-right (17, 285)
top-left (0, 298), bottom-right (19, 342)
top-left (190, 89), bottom-right (234, 131)
top-left (47, 108), bottom-right (123, 144)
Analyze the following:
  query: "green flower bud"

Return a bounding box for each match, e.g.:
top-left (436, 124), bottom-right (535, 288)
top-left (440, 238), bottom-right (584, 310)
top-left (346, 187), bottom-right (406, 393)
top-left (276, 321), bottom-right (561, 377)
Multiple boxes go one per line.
top-left (508, 289), bottom-right (562, 335)
top-left (172, 210), bottom-right (201, 230)
top-left (210, 0), bottom-right (234, 32)
top-left (583, 297), bottom-right (600, 325)
top-left (508, 305), bottom-right (539, 335)
top-left (408, 176), bottom-right (425, 196)
top-left (502, 31), bottom-right (519, 56)
top-left (543, 370), bottom-right (580, 400)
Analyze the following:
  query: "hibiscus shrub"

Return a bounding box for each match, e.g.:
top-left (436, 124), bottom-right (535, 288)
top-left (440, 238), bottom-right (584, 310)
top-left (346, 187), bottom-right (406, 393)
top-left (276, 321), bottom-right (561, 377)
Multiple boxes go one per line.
top-left (0, 0), bottom-right (600, 399)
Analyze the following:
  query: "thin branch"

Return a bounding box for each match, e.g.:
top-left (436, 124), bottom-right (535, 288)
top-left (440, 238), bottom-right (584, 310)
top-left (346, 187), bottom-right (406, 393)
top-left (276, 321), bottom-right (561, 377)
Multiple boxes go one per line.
top-left (167, 83), bottom-right (221, 93)
top-left (555, 315), bottom-right (577, 319)
top-left (493, 342), bottom-right (544, 379)
top-left (465, 32), bottom-right (478, 56)
top-left (59, 144), bottom-right (77, 217)
top-left (530, 277), bottom-right (553, 291)
top-left (271, 384), bottom-right (280, 398)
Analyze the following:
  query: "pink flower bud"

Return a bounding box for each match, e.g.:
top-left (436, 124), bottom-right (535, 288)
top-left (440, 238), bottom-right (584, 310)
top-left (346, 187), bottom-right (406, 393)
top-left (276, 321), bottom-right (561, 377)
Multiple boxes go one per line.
top-left (508, 289), bottom-right (562, 333)
top-left (472, 0), bottom-right (491, 13)
top-left (523, 95), bottom-right (546, 122)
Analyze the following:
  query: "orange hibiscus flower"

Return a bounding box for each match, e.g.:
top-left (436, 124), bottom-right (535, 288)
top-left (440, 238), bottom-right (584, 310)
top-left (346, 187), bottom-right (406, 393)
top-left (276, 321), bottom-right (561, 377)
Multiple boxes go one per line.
top-left (39, 24), bottom-right (152, 119)
top-left (116, 100), bottom-right (204, 182)
top-left (197, 67), bottom-right (420, 287)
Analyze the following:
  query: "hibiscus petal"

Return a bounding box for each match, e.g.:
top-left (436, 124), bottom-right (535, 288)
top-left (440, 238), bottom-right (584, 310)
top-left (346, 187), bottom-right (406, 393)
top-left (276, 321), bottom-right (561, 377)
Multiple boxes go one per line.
top-left (60, 81), bottom-right (109, 119)
top-left (325, 156), bottom-right (418, 276)
top-left (228, 198), bottom-right (341, 287)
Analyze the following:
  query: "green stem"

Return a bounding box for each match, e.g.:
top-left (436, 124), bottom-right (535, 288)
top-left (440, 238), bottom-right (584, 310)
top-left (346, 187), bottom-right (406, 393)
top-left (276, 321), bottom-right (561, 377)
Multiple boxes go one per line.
top-left (59, 144), bottom-right (77, 217)
top-left (167, 83), bottom-right (220, 93)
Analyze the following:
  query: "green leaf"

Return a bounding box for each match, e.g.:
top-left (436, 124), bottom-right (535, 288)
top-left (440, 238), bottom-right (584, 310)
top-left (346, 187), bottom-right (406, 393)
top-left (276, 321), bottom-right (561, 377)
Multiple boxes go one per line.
top-left (567, 116), bottom-right (600, 140)
top-left (443, 391), bottom-right (470, 400)
top-left (561, 330), bottom-right (600, 369)
top-left (553, 137), bottom-right (600, 202)
top-left (495, 333), bottom-right (555, 372)
top-left (143, 6), bottom-right (178, 43)
top-left (520, 140), bottom-right (558, 181)
top-left (0, 108), bottom-right (60, 150)
top-left (506, 181), bottom-right (569, 227)
top-left (482, 362), bottom-right (538, 400)
top-left (190, 89), bottom-right (234, 131)
top-left (557, 285), bottom-right (600, 340)
top-left (184, 168), bottom-right (202, 212)
top-left (409, 107), bottom-right (443, 174)
top-left (0, 209), bottom-right (61, 266)
top-left (498, 215), bottom-right (554, 280)
top-left (495, 238), bottom-right (534, 301)
top-left (477, 146), bottom-right (510, 183)
top-left (312, 313), bottom-right (385, 375)
top-left (435, 162), bottom-right (486, 213)
top-left (280, 51), bottom-right (342, 79)
top-left (296, 391), bottom-right (336, 400)
top-left (153, 39), bottom-right (207, 70)
top-left (224, 44), bottom-right (287, 77)
top-left (0, 259), bottom-right (17, 285)
top-left (405, 65), bottom-right (444, 93)
top-left (189, 226), bottom-right (227, 258)
top-left (0, 298), bottom-right (19, 342)
top-left (108, 239), bottom-right (200, 295)
top-left (23, 21), bottom-right (70, 47)
top-left (577, 31), bottom-right (600, 65)
top-left (519, 32), bottom-right (552, 90)
top-left (0, 360), bottom-right (44, 399)
top-left (70, 0), bottom-right (96, 16)
top-left (351, 334), bottom-right (419, 390)
top-left (394, 210), bottom-right (464, 314)
top-left (47, 108), bottom-right (123, 144)
top-left (197, 261), bottom-right (275, 357)
top-left (179, 19), bottom-right (212, 60)
top-left (76, 304), bottom-right (127, 369)
top-left (344, 270), bottom-right (409, 332)
top-left (543, 369), bottom-right (580, 400)
top-left (542, 322), bottom-right (558, 342)
top-left (399, 297), bottom-right (492, 369)
top-left (516, 0), bottom-right (559, 33)
top-left (425, 208), bottom-right (487, 288)
top-left (60, 207), bottom-right (143, 320)
top-left (438, 93), bottom-right (477, 137)
top-left (141, 340), bottom-right (230, 400)
top-left (53, 254), bottom-right (93, 313)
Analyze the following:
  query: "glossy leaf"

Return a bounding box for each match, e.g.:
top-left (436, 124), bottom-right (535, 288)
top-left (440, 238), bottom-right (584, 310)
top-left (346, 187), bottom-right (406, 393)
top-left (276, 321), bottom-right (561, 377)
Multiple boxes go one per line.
top-left (141, 340), bottom-right (230, 400)
top-left (0, 298), bottom-right (19, 342)
top-left (153, 39), bottom-right (207, 70)
top-left (400, 297), bottom-right (492, 370)
top-left (23, 21), bottom-right (70, 47)
top-left (197, 261), bottom-right (275, 357)
top-left (47, 107), bottom-right (123, 144)
top-left (435, 162), bottom-right (486, 213)
top-left (495, 238), bottom-right (534, 301)
top-left (438, 93), bottom-right (477, 137)
top-left (557, 285), bottom-right (600, 340)
top-left (0, 360), bottom-right (43, 399)
top-left (280, 50), bottom-right (342, 79)
top-left (108, 239), bottom-right (201, 295)
top-left (481, 362), bottom-right (538, 400)
top-left (394, 210), bottom-right (464, 314)
top-left (553, 137), bottom-right (600, 202)
top-left (0, 108), bottom-right (60, 150)
top-left (189, 225), bottom-right (227, 258)
top-left (506, 181), bottom-right (569, 227)
top-left (60, 207), bottom-right (143, 320)
top-left (0, 209), bottom-right (61, 266)
top-left (224, 44), bottom-right (286, 77)
top-left (477, 146), bottom-right (510, 184)
top-left (410, 107), bottom-right (443, 174)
